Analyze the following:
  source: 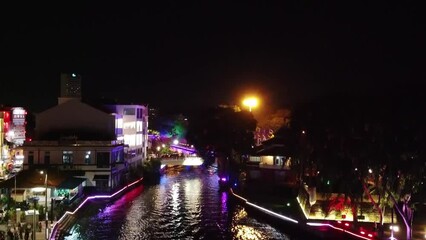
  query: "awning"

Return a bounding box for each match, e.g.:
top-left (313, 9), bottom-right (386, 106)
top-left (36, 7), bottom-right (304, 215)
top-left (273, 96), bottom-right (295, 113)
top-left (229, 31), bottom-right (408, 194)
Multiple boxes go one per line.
top-left (93, 175), bottom-right (109, 181)
top-left (57, 177), bottom-right (86, 189)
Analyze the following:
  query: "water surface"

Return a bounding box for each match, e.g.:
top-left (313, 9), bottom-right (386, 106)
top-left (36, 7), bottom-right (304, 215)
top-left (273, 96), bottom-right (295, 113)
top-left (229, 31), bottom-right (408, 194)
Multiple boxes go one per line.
top-left (64, 166), bottom-right (290, 240)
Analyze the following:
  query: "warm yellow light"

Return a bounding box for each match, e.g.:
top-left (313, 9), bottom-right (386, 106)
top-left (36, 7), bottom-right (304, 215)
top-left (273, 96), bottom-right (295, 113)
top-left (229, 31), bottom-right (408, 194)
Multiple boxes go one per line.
top-left (390, 225), bottom-right (399, 232)
top-left (32, 187), bottom-right (46, 192)
top-left (242, 97), bottom-right (258, 112)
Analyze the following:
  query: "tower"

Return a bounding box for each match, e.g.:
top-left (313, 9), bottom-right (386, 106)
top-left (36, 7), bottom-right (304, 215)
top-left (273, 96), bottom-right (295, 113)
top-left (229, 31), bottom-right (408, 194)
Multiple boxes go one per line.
top-left (58, 73), bottom-right (82, 105)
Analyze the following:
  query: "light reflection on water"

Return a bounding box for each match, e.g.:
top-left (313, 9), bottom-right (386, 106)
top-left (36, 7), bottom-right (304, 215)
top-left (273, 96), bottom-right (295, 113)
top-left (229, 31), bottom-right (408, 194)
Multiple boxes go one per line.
top-left (64, 166), bottom-right (290, 240)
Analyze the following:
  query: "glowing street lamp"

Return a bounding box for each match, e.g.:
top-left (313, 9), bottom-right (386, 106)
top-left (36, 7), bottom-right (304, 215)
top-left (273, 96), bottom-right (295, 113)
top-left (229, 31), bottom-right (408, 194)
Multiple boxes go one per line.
top-left (40, 170), bottom-right (48, 240)
top-left (242, 97), bottom-right (259, 112)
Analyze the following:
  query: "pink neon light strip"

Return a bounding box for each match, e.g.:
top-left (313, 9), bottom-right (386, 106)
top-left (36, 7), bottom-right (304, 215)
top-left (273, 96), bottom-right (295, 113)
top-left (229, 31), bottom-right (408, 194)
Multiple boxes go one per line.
top-left (49, 178), bottom-right (143, 240)
top-left (307, 222), bottom-right (372, 240)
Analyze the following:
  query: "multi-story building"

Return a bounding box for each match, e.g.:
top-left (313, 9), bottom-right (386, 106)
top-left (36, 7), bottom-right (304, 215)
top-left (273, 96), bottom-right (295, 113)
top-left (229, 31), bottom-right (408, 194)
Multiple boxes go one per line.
top-left (21, 73), bottom-right (148, 197)
top-left (103, 104), bottom-right (149, 167)
top-left (23, 99), bottom-right (127, 192)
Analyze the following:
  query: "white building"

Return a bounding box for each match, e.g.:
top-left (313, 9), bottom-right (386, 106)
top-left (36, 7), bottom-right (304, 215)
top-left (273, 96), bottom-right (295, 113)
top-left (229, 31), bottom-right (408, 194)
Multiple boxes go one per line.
top-left (23, 99), bottom-right (128, 191)
top-left (21, 73), bottom-right (149, 193)
top-left (103, 104), bottom-right (149, 168)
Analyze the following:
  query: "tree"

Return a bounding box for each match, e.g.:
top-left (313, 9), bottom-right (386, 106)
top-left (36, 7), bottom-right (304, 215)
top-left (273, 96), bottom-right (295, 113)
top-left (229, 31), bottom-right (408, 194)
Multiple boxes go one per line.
top-left (256, 108), bottom-right (292, 132)
top-left (186, 106), bottom-right (257, 179)
top-left (355, 95), bottom-right (426, 240)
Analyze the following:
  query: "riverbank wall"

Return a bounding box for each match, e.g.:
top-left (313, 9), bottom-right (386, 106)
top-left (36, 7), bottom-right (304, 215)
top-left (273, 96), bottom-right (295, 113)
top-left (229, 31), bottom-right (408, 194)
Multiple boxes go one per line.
top-left (228, 188), bottom-right (324, 240)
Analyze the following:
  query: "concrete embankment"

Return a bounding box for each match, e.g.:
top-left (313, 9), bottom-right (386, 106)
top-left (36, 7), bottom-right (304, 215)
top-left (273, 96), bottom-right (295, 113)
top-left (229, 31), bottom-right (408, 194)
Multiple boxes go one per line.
top-left (228, 188), bottom-right (325, 240)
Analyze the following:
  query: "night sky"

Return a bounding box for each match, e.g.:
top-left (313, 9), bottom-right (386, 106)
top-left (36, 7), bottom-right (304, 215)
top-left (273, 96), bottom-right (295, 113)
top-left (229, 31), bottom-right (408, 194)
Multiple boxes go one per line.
top-left (1, 2), bottom-right (425, 113)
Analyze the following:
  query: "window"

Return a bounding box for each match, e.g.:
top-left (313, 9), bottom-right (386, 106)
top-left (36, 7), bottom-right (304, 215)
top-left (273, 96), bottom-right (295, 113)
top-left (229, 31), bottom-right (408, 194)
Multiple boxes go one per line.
top-left (44, 151), bottom-right (50, 165)
top-left (123, 121), bottom-right (136, 129)
top-left (28, 151), bottom-right (34, 165)
top-left (123, 108), bottom-right (135, 115)
top-left (124, 134), bottom-right (136, 147)
top-left (63, 151), bottom-right (73, 164)
top-left (116, 118), bottom-right (123, 128)
top-left (136, 133), bottom-right (142, 145)
top-left (112, 150), bottom-right (124, 163)
top-left (96, 152), bottom-right (110, 168)
top-left (110, 150), bottom-right (123, 166)
top-left (115, 118), bottom-right (123, 135)
top-left (116, 128), bottom-right (123, 135)
top-left (85, 151), bottom-right (92, 164)
top-left (274, 156), bottom-right (283, 166)
top-left (136, 120), bottom-right (142, 131)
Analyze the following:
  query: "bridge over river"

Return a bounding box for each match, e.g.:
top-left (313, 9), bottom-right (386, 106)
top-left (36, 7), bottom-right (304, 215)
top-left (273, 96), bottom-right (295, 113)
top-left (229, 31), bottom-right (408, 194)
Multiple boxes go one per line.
top-left (160, 156), bottom-right (204, 167)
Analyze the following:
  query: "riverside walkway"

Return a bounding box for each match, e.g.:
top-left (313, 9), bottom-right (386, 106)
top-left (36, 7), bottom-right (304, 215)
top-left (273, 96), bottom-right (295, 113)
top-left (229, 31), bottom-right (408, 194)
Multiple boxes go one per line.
top-left (229, 185), bottom-right (381, 240)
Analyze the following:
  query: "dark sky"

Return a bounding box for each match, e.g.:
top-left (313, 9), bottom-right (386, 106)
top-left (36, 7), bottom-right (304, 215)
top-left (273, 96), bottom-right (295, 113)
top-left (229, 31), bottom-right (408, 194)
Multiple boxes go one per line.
top-left (1, 2), bottom-right (425, 113)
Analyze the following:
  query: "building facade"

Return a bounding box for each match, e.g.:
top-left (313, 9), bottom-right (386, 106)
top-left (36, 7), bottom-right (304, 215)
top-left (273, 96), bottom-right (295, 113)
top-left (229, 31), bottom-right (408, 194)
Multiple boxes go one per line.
top-left (103, 104), bottom-right (149, 168)
top-left (22, 139), bottom-right (126, 192)
top-left (23, 99), bottom-right (128, 191)
top-left (20, 73), bottom-right (148, 194)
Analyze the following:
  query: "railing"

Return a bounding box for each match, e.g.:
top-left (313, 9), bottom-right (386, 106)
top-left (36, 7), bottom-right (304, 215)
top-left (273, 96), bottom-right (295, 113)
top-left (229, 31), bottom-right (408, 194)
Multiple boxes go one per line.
top-left (49, 177), bottom-right (143, 240)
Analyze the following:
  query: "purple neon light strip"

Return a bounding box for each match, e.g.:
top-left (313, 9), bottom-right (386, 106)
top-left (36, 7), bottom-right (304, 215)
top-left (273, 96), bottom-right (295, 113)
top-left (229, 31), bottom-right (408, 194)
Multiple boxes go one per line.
top-left (170, 144), bottom-right (196, 153)
top-left (306, 222), bottom-right (372, 240)
top-left (49, 178), bottom-right (143, 239)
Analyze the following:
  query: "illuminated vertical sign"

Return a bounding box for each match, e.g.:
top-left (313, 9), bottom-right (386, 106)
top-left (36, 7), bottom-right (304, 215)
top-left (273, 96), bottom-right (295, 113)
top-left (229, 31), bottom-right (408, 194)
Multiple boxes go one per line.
top-left (0, 118), bottom-right (3, 161)
top-left (12, 107), bottom-right (26, 125)
top-left (10, 107), bottom-right (27, 145)
top-left (0, 118), bottom-right (3, 140)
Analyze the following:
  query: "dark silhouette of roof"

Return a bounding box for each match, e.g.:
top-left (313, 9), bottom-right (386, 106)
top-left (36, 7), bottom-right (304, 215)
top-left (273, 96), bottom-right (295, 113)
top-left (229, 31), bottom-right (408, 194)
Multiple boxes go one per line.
top-left (0, 169), bottom-right (85, 189)
top-left (56, 177), bottom-right (86, 189)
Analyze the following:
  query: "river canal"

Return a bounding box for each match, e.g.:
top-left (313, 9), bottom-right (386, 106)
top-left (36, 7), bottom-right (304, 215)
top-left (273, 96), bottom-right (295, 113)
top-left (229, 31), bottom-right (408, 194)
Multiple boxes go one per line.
top-left (63, 166), bottom-right (291, 240)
